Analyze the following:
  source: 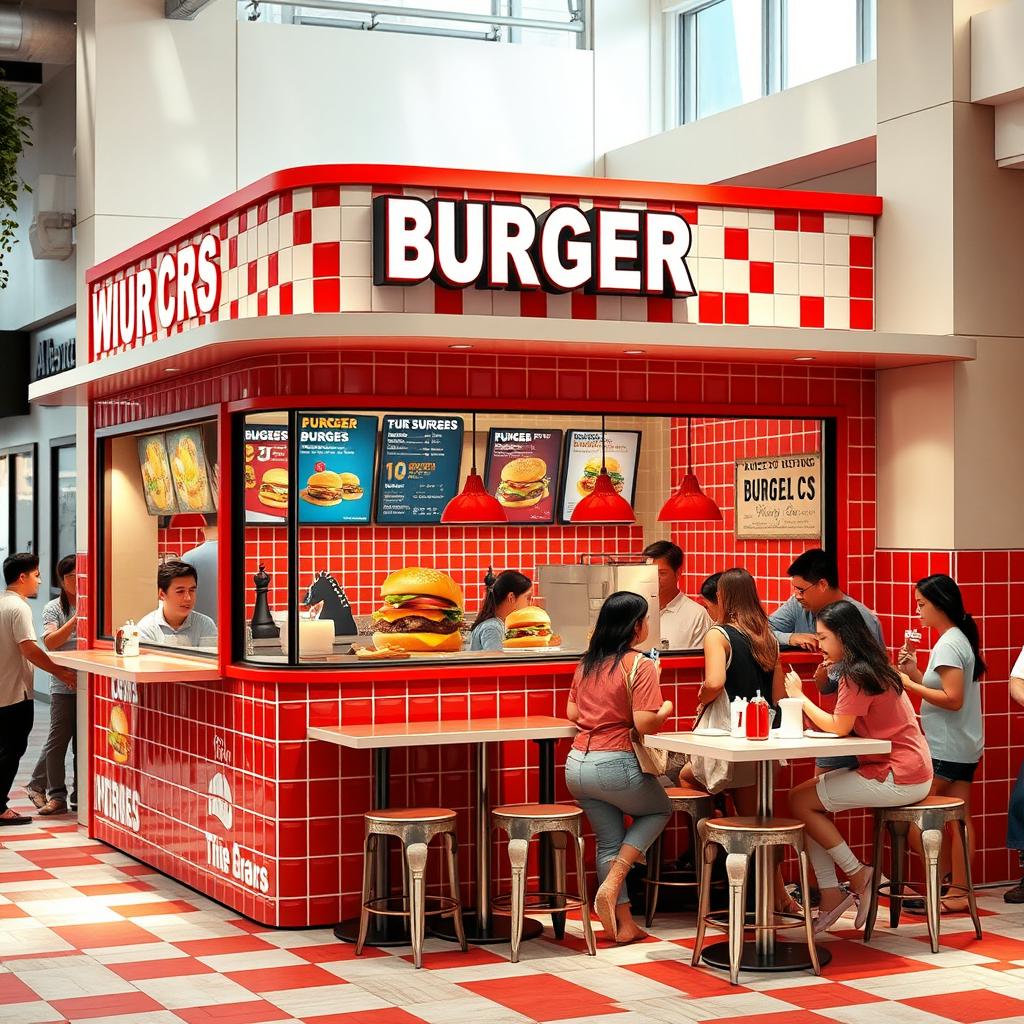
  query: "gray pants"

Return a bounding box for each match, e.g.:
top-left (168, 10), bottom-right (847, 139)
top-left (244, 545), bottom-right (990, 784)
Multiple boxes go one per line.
top-left (28, 693), bottom-right (77, 804)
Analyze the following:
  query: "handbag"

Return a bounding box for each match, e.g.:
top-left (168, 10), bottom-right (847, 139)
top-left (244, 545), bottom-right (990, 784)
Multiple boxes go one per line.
top-left (622, 654), bottom-right (669, 777)
top-left (688, 690), bottom-right (755, 794)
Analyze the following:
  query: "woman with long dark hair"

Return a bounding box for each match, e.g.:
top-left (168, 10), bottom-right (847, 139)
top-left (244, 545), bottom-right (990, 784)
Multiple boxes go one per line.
top-left (468, 570), bottom-right (532, 651)
top-left (565, 591), bottom-right (673, 944)
top-left (786, 600), bottom-right (932, 932)
top-left (25, 555), bottom-right (78, 816)
top-left (898, 573), bottom-right (985, 912)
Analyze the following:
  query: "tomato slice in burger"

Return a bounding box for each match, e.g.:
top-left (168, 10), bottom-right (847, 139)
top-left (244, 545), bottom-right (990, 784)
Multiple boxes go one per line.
top-left (395, 596), bottom-right (455, 611)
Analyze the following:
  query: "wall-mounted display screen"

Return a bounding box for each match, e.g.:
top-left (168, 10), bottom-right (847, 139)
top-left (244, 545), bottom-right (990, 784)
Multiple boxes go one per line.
top-left (137, 434), bottom-right (177, 516)
top-left (243, 423), bottom-right (289, 524)
top-left (297, 412), bottom-right (377, 524)
top-left (559, 430), bottom-right (641, 523)
top-left (484, 428), bottom-right (562, 525)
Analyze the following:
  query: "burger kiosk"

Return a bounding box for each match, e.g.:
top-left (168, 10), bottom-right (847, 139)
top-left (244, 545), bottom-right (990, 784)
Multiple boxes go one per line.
top-left (28, 163), bottom-right (977, 931)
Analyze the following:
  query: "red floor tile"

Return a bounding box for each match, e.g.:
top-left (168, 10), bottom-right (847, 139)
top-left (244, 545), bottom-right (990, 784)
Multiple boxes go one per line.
top-left (226, 917), bottom-right (268, 934)
top-left (111, 898), bottom-right (198, 917)
top-left (0, 869), bottom-right (54, 882)
top-left (50, 991), bottom-right (165, 1019)
top-left (226, 963), bottom-right (345, 992)
top-left (292, 942), bottom-right (389, 963)
top-left (0, 903), bottom-right (29, 918)
top-left (74, 881), bottom-right (154, 896)
top-left (174, 935), bottom-right (278, 956)
top-left (460, 976), bottom-right (624, 1022)
top-left (109, 956), bottom-right (217, 981)
top-left (0, 973), bottom-right (38, 1005)
top-left (913, 929), bottom-right (1023, 960)
top-left (118, 863), bottom-right (159, 877)
top-left (52, 920), bottom-right (163, 949)
top-left (624, 959), bottom-right (739, 998)
top-left (401, 946), bottom-right (509, 970)
top-left (707, 1013), bottom-right (836, 1024)
top-left (304, 1012), bottom-right (427, 1024)
top-left (174, 1001), bottom-right (298, 1024)
top-left (812, 939), bottom-right (937, 981)
top-left (763, 983), bottom-right (885, 1010)
top-left (902, 989), bottom-right (1024, 1022)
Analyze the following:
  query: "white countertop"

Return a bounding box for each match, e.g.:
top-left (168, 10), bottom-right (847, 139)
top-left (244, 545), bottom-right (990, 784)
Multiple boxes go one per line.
top-left (645, 730), bottom-right (891, 762)
top-left (48, 648), bottom-right (221, 683)
top-left (309, 715), bottom-right (576, 749)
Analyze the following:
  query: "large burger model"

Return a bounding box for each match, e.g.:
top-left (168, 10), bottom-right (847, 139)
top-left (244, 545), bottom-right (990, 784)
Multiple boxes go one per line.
top-left (496, 457), bottom-right (550, 509)
top-left (577, 456), bottom-right (625, 498)
top-left (339, 472), bottom-right (364, 500)
top-left (301, 470), bottom-right (345, 506)
top-left (371, 567), bottom-right (465, 653)
top-left (503, 606), bottom-right (556, 649)
top-left (258, 468), bottom-right (289, 509)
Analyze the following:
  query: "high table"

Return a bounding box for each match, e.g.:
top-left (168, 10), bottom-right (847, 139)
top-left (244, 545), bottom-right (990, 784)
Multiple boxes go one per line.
top-left (645, 731), bottom-right (891, 973)
top-left (309, 716), bottom-right (576, 946)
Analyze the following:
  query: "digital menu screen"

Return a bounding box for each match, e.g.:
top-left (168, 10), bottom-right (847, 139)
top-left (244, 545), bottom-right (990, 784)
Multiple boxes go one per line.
top-left (375, 415), bottom-right (464, 524)
top-left (243, 423), bottom-right (289, 524)
top-left (166, 426), bottom-right (217, 514)
top-left (483, 428), bottom-right (562, 524)
top-left (297, 413), bottom-right (378, 524)
top-left (137, 433), bottom-right (177, 517)
top-left (559, 430), bottom-right (642, 523)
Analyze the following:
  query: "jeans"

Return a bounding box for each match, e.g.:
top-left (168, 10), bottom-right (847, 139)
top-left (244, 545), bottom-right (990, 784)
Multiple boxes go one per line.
top-left (1008, 755), bottom-right (1024, 853)
top-left (0, 699), bottom-right (33, 813)
top-left (565, 748), bottom-right (672, 906)
top-left (28, 693), bottom-right (77, 804)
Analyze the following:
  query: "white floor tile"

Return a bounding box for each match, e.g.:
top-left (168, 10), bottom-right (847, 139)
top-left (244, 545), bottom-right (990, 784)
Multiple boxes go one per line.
top-left (412, 994), bottom-right (534, 1024)
top-left (553, 966), bottom-right (681, 1001)
top-left (132, 972), bottom-right (261, 1008)
top-left (355, 971), bottom-right (469, 1004)
top-left (0, 1001), bottom-right (67, 1024)
top-left (13, 959), bottom-right (137, 1000)
top-left (826, 1002), bottom-right (953, 1024)
top-left (196, 948), bottom-right (308, 973)
top-left (262, 983), bottom-right (392, 1017)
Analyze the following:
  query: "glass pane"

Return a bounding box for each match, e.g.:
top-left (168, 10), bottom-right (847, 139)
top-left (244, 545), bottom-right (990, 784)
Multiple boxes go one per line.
top-left (784, 0), bottom-right (858, 88)
top-left (13, 451), bottom-right (34, 554)
top-left (694, 0), bottom-right (763, 120)
top-left (54, 446), bottom-right (77, 567)
top-left (0, 456), bottom-right (8, 564)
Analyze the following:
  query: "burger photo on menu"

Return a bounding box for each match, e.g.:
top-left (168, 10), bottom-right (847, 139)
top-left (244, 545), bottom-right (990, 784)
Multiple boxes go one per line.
top-left (258, 468), bottom-right (289, 509)
top-left (300, 470), bottom-right (363, 506)
top-left (577, 456), bottom-right (624, 497)
top-left (496, 457), bottom-right (550, 508)
top-left (371, 567), bottom-right (465, 653)
top-left (503, 606), bottom-right (559, 650)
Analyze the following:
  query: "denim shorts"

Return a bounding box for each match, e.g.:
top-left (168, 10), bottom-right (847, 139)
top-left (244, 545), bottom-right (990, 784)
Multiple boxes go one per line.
top-left (932, 757), bottom-right (980, 784)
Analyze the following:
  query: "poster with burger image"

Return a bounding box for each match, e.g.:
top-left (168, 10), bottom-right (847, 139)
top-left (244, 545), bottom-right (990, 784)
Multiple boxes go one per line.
top-left (297, 413), bottom-right (378, 524)
top-left (483, 429), bottom-right (562, 524)
top-left (244, 423), bottom-right (289, 523)
top-left (107, 704), bottom-right (132, 764)
top-left (371, 567), bottom-right (465, 654)
top-left (559, 430), bottom-right (642, 523)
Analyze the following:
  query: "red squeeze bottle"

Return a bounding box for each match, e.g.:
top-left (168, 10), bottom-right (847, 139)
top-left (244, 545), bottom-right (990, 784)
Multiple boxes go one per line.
top-left (746, 691), bottom-right (770, 741)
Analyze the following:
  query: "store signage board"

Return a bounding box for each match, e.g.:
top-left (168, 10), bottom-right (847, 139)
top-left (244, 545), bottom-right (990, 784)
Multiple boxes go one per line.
top-left (484, 428), bottom-right (563, 525)
top-left (244, 424), bottom-right (289, 524)
top-left (375, 415), bottom-right (464, 524)
top-left (372, 196), bottom-right (697, 298)
top-left (297, 413), bottom-right (378, 524)
top-left (735, 452), bottom-right (822, 540)
top-left (559, 430), bottom-right (642, 523)
top-left (30, 318), bottom-right (75, 381)
top-left (90, 232), bottom-right (221, 359)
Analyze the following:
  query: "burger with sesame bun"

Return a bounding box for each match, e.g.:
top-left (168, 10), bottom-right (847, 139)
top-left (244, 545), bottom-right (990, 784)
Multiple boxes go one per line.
top-left (496, 457), bottom-right (550, 509)
top-left (371, 567), bottom-right (465, 653)
top-left (503, 606), bottom-right (557, 649)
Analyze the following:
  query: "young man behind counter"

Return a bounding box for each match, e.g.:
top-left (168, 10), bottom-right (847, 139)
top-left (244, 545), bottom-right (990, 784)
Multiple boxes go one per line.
top-left (137, 560), bottom-right (217, 650)
top-left (642, 541), bottom-right (713, 651)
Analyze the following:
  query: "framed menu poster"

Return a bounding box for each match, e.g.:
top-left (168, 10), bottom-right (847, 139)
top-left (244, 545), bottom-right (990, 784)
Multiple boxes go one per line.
top-left (244, 423), bottom-right (289, 524)
top-left (297, 413), bottom-right (378, 524)
top-left (137, 433), bottom-right (177, 517)
top-left (483, 428), bottom-right (562, 524)
top-left (559, 430), bottom-right (641, 523)
top-left (166, 426), bottom-right (217, 514)
top-left (735, 452), bottom-right (822, 540)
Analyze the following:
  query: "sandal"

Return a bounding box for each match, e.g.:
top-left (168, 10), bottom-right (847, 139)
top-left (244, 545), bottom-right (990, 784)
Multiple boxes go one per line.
top-left (814, 892), bottom-right (855, 934)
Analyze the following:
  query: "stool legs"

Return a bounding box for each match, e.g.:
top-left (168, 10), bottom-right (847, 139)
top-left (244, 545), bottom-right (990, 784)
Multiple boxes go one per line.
top-left (574, 835), bottom-right (597, 955)
top-left (551, 831), bottom-right (568, 923)
top-left (690, 836), bottom-right (716, 967)
top-left (797, 849), bottom-right (821, 976)
top-left (957, 818), bottom-right (983, 940)
top-left (507, 838), bottom-right (530, 963)
top-left (921, 828), bottom-right (943, 954)
top-left (444, 833), bottom-right (468, 952)
top-left (406, 842), bottom-right (429, 968)
top-left (888, 820), bottom-right (909, 929)
top-left (355, 833), bottom-right (377, 957)
top-left (644, 834), bottom-right (664, 928)
top-left (725, 853), bottom-right (748, 986)
top-left (864, 812), bottom-right (885, 942)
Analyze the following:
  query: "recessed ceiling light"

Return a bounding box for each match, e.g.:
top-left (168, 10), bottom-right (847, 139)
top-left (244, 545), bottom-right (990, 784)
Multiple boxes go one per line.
top-left (449, 344), bottom-right (473, 350)
top-left (164, 367), bottom-right (180, 373)
top-left (794, 356), bottom-right (815, 362)
top-left (624, 349), bottom-right (646, 355)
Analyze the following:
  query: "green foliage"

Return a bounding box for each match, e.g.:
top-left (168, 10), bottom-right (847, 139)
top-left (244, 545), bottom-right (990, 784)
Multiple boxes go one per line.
top-left (0, 81), bottom-right (32, 290)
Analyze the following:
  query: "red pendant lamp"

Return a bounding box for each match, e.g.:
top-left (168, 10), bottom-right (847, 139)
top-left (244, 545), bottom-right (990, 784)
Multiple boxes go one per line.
top-left (441, 412), bottom-right (507, 524)
top-left (570, 415), bottom-right (636, 524)
top-left (658, 416), bottom-right (723, 522)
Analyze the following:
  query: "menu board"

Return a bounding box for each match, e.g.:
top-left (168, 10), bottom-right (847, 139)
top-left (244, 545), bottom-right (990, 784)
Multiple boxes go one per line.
top-left (559, 430), bottom-right (642, 523)
top-left (297, 413), bottom-right (378, 524)
top-left (166, 426), bottom-right (217, 514)
top-left (137, 433), bottom-right (177, 516)
top-left (483, 428), bottom-right (563, 524)
top-left (375, 415), bottom-right (464, 524)
top-left (243, 423), bottom-right (289, 524)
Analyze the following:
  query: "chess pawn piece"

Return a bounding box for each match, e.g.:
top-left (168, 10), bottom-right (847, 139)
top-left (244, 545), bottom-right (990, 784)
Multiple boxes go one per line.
top-left (250, 563), bottom-right (280, 639)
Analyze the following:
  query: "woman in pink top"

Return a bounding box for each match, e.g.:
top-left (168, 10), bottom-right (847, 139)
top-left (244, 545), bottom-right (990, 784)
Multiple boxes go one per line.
top-left (566, 591), bottom-right (674, 944)
top-left (785, 600), bottom-right (932, 933)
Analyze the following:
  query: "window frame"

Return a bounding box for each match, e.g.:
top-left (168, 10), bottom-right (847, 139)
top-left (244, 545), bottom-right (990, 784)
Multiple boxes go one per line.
top-left (49, 435), bottom-right (77, 599)
top-left (0, 444), bottom-right (38, 590)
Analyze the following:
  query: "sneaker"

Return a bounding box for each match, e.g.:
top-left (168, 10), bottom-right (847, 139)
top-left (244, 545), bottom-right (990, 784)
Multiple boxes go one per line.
top-left (38, 799), bottom-right (67, 817)
top-left (1005, 877), bottom-right (1024, 904)
top-left (25, 789), bottom-right (46, 810)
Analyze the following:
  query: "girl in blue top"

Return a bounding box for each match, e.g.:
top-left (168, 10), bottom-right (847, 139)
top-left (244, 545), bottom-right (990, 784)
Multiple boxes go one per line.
top-left (469, 571), bottom-right (533, 651)
top-left (899, 572), bottom-right (985, 912)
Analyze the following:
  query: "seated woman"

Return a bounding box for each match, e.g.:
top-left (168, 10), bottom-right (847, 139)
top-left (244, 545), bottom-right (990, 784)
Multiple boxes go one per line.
top-left (565, 591), bottom-right (673, 944)
top-left (785, 599), bottom-right (933, 933)
top-left (468, 570), bottom-right (532, 651)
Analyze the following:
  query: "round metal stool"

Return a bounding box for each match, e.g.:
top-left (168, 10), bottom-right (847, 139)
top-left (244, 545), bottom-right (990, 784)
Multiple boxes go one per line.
top-left (491, 803), bottom-right (597, 963)
top-left (863, 795), bottom-right (983, 953)
top-left (692, 816), bottom-right (819, 985)
top-left (356, 807), bottom-right (467, 969)
top-left (644, 784), bottom-right (715, 927)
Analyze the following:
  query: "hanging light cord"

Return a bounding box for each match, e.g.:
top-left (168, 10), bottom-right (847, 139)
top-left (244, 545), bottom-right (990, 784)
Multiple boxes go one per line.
top-left (601, 414), bottom-right (607, 472)
top-left (470, 412), bottom-right (478, 474)
top-left (687, 415), bottom-right (693, 476)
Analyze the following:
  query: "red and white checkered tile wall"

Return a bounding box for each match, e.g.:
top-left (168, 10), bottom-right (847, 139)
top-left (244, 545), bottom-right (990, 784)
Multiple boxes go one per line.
top-left (89, 183), bottom-right (875, 358)
top-left (86, 350), bottom-right (1024, 927)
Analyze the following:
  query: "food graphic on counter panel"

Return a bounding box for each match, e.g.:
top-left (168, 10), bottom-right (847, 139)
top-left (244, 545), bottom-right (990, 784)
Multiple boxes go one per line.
top-left (496, 457), bottom-right (550, 508)
top-left (371, 567), bottom-right (465, 653)
top-left (107, 705), bottom-right (132, 764)
top-left (257, 468), bottom-right (289, 509)
top-left (503, 606), bottom-right (558, 649)
top-left (577, 455), bottom-right (624, 497)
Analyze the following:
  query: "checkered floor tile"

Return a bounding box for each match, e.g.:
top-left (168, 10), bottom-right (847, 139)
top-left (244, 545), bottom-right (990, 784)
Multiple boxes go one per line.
top-left (4, 704), bottom-right (1024, 1023)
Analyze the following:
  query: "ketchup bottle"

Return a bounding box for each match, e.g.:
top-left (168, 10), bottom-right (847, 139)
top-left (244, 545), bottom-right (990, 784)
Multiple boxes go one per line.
top-left (745, 691), bottom-right (770, 741)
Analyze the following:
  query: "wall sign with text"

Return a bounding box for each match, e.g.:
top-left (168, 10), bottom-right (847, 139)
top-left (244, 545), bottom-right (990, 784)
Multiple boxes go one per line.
top-left (735, 452), bottom-right (822, 540)
top-left (373, 196), bottom-right (696, 298)
top-left (559, 430), bottom-right (642, 523)
top-left (297, 413), bottom-right (378, 524)
top-left (484, 428), bottom-right (562, 524)
top-left (375, 415), bottom-right (463, 524)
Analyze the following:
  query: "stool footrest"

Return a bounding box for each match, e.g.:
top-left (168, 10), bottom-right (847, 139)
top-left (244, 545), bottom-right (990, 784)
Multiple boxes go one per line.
top-left (492, 891), bottom-right (585, 916)
top-left (702, 908), bottom-right (805, 933)
top-left (363, 894), bottom-right (460, 918)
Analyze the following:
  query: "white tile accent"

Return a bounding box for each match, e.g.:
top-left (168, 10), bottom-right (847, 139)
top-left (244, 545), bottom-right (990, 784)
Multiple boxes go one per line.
top-left (491, 290), bottom-right (522, 317)
top-left (371, 284), bottom-right (404, 312)
top-left (546, 292), bottom-right (572, 318)
top-left (748, 209), bottom-right (774, 230)
top-left (236, 230), bottom-right (248, 266)
top-left (671, 297), bottom-right (690, 323)
top-left (749, 293), bottom-right (774, 326)
top-left (521, 195), bottom-right (551, 216)
top-left (342, 185), bottom-right (372, 206)
top-left (256, 222), bottom-right (268, 258)
top-left (723, 208), bottom-right (748, 227)
top-left (723, 259), bottom-right (749, 292)
top-left (595, 295), bottom-right (621, 320)
top-left (292, 278), bottom-right (314, 314)
top-left (825, 264), bottom-right (850, 297)
top-left (405, 187), bottom-right (436, 201)
top-left (774, 230), bottom-right (798, 263)
top-left (293, 187), bottom-right (313, 210)
top-left (799, 263), bottom-right (824, 296)
top-left (697, 205), bottom-right (723, 225)
top-left (267, 216), bottom-right (279, 254)
top-left (292, 244), bottom-right (312, 282)
top-left (698, 224), bottom-right (724, 259)
top-left (775, 262), bottom-right (799, 295)
top-left (849, 214), bottom-right (875, 236)
top-left (824, 213), bottom-right (850, 234)
top-left (268, 195), bottom-right (279, 219)
top-left (825, 296), bottom-right (850, 329)
top-left (775, 294), bottom-right (800, 327)
top-left (403, 280), bottom-right (435, 313)
top-left (799, 232), bottom-right (824, 264)
top-left (312, 206), bottom-right (342, 242)
top-left (341, 205), bottom-right (372, 242)
top-left (748, 229), bottom-right (774, 262)
top-left (341, 276), bottom-right (372, 312)
top-left (695, 258), bottom-right (723, 292)
top-left (278, 213), bottom-right (293, 249)
top-left (256, 256), bottom-right (268, 292)
top-left (824, 232), bottom-right (850, 266)
top-left (620, 296), bottom-right (648, 321)
top-left (341, 241), bottom-right (372, 278)
top-left (278, 246), bottom-right (293, 283)
top-left (461, 288), bottom-right (493, 315)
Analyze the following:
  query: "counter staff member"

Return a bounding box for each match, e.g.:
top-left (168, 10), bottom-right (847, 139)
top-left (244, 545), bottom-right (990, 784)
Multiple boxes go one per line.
top-left (137, 560), bottom-right (217, 649)
top-left (0, 553), bottom-right (77, 827)
top-left (469, 571), bottom-right (533, 651)
top-left (1005, 644), bottom-right (1024, 904)
top-left (642, 541), bottom-right (712, 650)
top-left (770, 549), bottom-right (884, 774)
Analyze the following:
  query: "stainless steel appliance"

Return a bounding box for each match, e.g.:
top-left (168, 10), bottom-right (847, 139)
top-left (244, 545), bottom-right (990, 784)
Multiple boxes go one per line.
top-left (537, 555), bottom-right (660, 652)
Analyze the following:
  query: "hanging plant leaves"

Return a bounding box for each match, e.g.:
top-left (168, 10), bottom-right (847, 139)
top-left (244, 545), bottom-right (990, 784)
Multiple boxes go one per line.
top-left (0, 78), bottom-right (33, 290)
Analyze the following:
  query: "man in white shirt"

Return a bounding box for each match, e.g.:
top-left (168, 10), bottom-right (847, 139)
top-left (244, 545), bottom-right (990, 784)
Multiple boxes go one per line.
top-left (137, 560), bottom-right (217, 650)
top-left (1005, 645), bottom-right (1024, 903)
top-left (642, 541), bottom-right (712, 651)
top-left (0, 553), bottom-right (77, 826)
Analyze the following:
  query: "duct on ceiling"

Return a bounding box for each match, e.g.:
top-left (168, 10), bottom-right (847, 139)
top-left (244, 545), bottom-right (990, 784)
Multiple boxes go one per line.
top-left (0, 5), bottom-right (75, 64)
top-left (165, 0), bottom-right (217, 18)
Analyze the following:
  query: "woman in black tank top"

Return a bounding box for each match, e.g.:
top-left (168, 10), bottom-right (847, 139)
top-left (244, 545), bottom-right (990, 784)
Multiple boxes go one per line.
top-left (707, 623), bottom-right (778, 709)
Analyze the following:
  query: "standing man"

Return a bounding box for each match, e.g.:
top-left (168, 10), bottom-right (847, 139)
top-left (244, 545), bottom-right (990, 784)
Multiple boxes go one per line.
top-left (1004, 645), bottom-right (1024, 903)
top-left (770, 548), bottom-right (884, 774)
top-left (642, 541), bottom-right (712, 651)
top-left (0, 553), bottom-right (77, 826)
